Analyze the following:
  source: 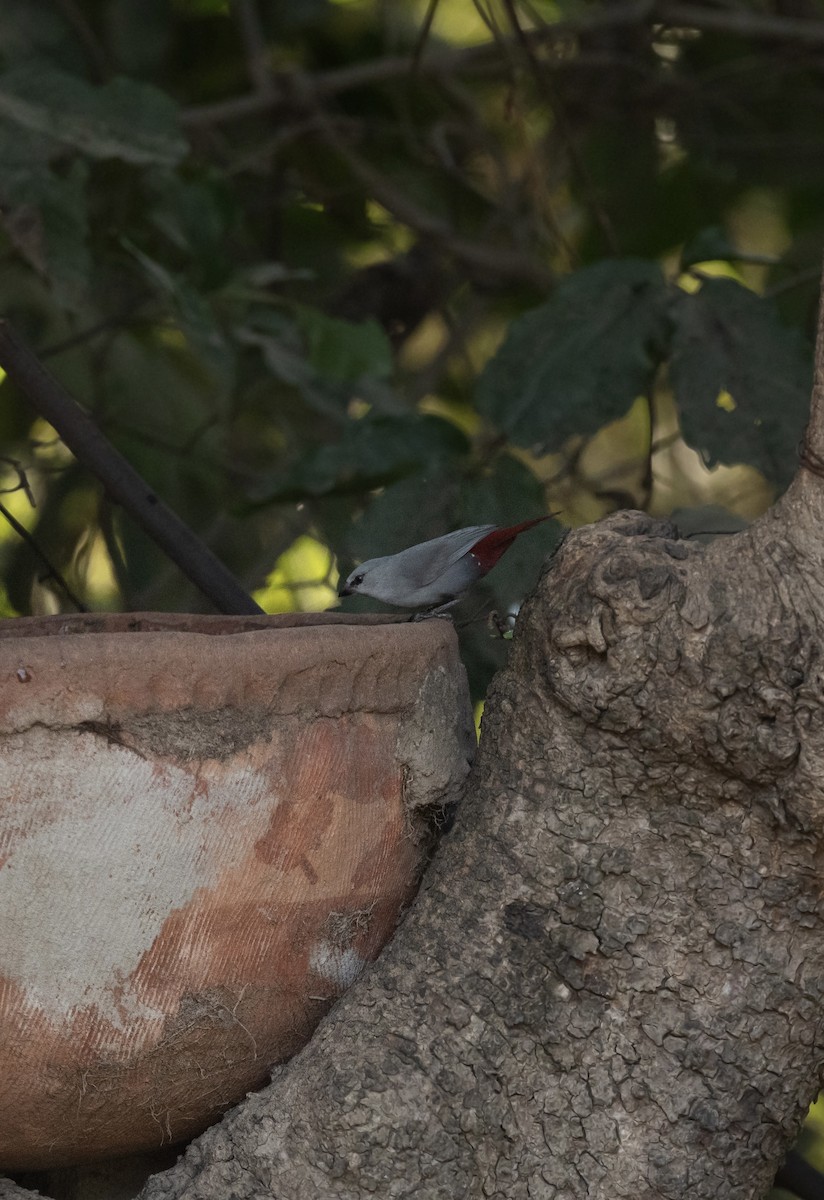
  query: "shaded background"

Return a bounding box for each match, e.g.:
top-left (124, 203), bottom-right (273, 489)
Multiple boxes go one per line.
top-left (0, 2), bottom-right (823, 1191)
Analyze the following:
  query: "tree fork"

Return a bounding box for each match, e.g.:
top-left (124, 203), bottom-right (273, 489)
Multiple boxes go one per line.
top-left (7, 287), bottom-right (824, 1195)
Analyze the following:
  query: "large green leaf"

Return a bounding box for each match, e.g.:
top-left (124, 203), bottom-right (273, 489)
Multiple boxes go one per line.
top-left (99, 331), bottom-right (229, 459)
top-left (145, 168), bottom-right (236, 287)
top-left (2, 160), bottom-right (91, 311)
top-left (0, 63), bottom-right (186, 165)
top-left (669, 279), bottom-right (812, 487)
top-left (458, 453), bottom-right (546, 528)
top-left (0, 116), bottom-right (57, 188)
top-left (123, 239), bottom-right (235, 389)
top-left (250, 414), bottom-right (467, 505)
top-left (458, 454), bottom-right (557, 609)
top-left (679, 227), bottom-right (742, 271)
top-left (476, 259), bottom-right (669, 452)
top-left (105, 0), bottom-right (172, 75)
top-left (453, 454), bottom-right (561, 695)
top-left (295, 309), bottom-right (393, 384)
top-left (0, 0), bottom-right (68, 63)
top-left (342, 467), bottom-right (460, 584)
top-left (236, 311), bottom-right (378, 420)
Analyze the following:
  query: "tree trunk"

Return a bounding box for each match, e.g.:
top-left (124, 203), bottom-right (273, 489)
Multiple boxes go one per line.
top-left (122, 319), bottom-right (824, 1196)
top-left (9, 297), bottom-right (824, 1198)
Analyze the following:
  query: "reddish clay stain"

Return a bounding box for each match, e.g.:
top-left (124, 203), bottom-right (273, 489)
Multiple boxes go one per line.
top-left (254, 798), bottom-right (294, 865)
top-left (298, 855), bottom-right (318, 884)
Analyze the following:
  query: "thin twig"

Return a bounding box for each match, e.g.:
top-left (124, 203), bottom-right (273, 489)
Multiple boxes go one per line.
top-left (0, 457), bottom-right (36, 508)
top-left (406, 293), bottom-right (490, 405)
top-left (659, 3), bottom-right (824, 46)
top-left (766, 265), bottom-right (823, 300)
top-left (310, 113), bottom-right (553, 288)
top-left (183, 0), bottom-right (824, 133)
top-left (0, 320), bottom-right (263, 616)
top-left (180, 2), bottom-right (657, 127)
top-left (52, 0), bottom-right (110, 82)
top-left (500, 0), bottom-right (620, 255)
top-left (0, 498), bottom-right (88, 612)
top-left (232, 0), bottom-right (275, 98)
top-left (39, 293), bottom-right (150, 360)
top-left (411, 0), bottom-right (442, 75)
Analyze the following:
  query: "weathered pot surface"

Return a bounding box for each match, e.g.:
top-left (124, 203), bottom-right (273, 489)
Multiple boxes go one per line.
top-left (0, 612), bottom-right (472, 1168)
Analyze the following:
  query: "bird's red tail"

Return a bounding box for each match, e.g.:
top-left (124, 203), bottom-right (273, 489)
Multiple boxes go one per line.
top-left (469, 515), bottom-right (553, 573)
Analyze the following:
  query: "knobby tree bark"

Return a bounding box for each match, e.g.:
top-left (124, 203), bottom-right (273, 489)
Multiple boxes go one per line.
top-left (124, 297), bottom-right (824, 1195)
top-left (8, 288), bottom-right (824, 1198)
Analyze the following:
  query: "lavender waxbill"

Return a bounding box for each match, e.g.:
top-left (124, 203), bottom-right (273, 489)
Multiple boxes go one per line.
top-left (338, 517), bottom-right (552, 611)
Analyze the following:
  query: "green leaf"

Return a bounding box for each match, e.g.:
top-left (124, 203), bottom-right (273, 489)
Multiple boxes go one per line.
top-left (347, 470), bottom-right (459, 566)
top-left (333, 467), bottom-right (460, 614)
top-left (250, 414), bottom-right (468, 505)
top-left (0, 63), bottom-right (186, 165)
top-left (680, 227), bottom-right (741, 270)
top-left (236, 314), bottom-right (352, 419)
top-left (145, 169), bottom-right (236, 286)
top-left (476, 259), bottom-right (669, 452)
top-left (99, 331), bottom-right (228, 457)
top-left (0, 1), bottom-right (69, 62)
top-left (0, 115), bottom-right (59, 189)
top-left (123, 238), bottom-right (235, 388)
top-left (295, 309), bottom-right (393, 384)
top-left (105, 0), bottom-right (172, 75)
top-left (2, 160), bottom-right (91, 310)
top-left (669, 278), bottom-right (812, 487)
top-left (459, 454), bottom-right (558, 608)
top-left (458, 454), bottom-right (546, 528)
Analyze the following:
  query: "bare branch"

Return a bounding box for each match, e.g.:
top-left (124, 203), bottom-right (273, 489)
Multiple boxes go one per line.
top-left (181, 1), bottom-right (657, 128)
top-left (0, 497), bottom-right (87, 613)
top-left (52, 0), bottom-right (110, 82)
top-left (39, 293), bottom-right (150, 360)
top-left (659, 3), bottom-right (824, 46)
top-left (231, 0), bottom-right (275, 99)
top-left (500, 0), bottom-right (620, 255)
top-left (411, 0), bottom-right (442, 74)
top-left (181, 1), bottom-right (824, 135)
top-left (0, 457), bottom-right (36, 508)
top-left (311, 118), bottom-right (554, 289)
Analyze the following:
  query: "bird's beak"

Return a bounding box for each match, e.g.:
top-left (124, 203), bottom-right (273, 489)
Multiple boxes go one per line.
top-left (338, 583), bottom-right (352, 598)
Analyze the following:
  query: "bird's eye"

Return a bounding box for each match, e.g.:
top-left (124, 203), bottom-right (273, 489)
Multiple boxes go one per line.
top-left (352, 573), bottom-right (365, 586)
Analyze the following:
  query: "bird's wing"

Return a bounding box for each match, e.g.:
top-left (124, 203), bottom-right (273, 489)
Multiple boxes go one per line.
top-left (412, 525), bottom-right (496, 586)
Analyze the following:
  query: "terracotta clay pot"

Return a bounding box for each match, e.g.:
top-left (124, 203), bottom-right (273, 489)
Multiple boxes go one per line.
top-left (0, 613), bottom-right (472, 1169)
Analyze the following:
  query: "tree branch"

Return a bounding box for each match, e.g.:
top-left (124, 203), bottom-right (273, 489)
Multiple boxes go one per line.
top-left (39, 293), bottom-right (150, 360)
top-left (309, 113), bottom-right (554, 289)
top-left (0, 455), bottom-right (88, 610)
top-left (0, 320), bottom-right (263, 616)
top-left (180, 2), bottom-right (824, 135)
top-left (231, 0), bottom-right (275, 99)
top-left (499, 0), bottom-right (620, 255)
top-left (659, 3), bottom-right (824, 46)
top-left (180, 1), bottom-right (657, 127)
top-left (52, 0), bottom-right (110, 82)
top-left (0, 497), bottom-right (87, 613)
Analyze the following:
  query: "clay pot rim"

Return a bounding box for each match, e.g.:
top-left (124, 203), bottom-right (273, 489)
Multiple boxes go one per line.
top-left (0, 611), bottom-right (406, 640)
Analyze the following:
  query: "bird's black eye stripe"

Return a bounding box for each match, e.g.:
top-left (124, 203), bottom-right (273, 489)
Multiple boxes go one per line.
top-left (352, 573), bottom-right (365, 586)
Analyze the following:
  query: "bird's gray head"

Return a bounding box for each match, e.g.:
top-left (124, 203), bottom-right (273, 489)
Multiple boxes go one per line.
top-left (338, 553), bottom-right (397, 601)
top-left (338, 569), bottom-right (361, 598)
top-left (338, 560), bottom-right (376, 598)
